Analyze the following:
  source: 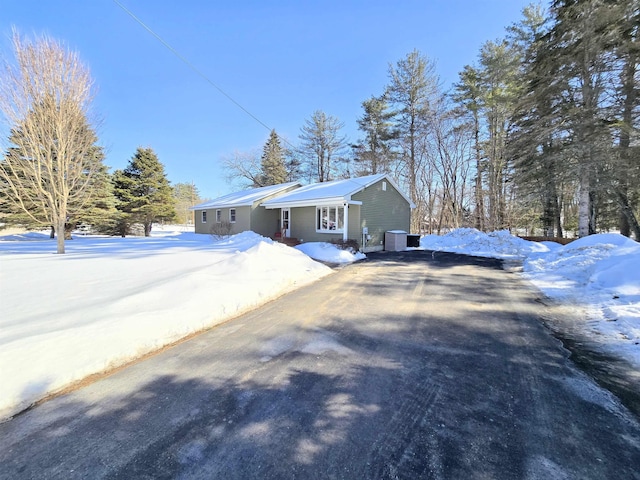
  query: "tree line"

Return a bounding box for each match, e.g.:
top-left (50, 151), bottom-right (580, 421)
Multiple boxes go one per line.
top-left (230, 0), bottom-right (639, 240)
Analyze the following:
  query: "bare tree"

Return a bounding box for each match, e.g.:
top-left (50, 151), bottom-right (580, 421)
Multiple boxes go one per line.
top-left (222, 149), bottom-right (262, 188)
top-left (298, 110), bottom-right (348, 182)
top-left (0, 31), bottom-right (101, 253)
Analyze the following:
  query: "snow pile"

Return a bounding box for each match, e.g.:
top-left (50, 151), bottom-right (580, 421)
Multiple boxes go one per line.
top-left (0, 229), bottom-right (331, 421)
top-left (522, 233), bottom-right (640, 362)
top-left (295, 242), bottom-right (366, 264)
top-left (421, 229), bottom-right (640, 368)
top-left (420, 228), bottom-right (549, 259)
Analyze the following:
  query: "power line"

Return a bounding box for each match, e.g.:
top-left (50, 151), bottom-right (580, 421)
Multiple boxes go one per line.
top-left (112, 0), bottom-right (273, 134)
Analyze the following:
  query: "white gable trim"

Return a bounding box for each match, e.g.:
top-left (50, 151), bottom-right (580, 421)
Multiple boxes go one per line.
top-left (263, 198), bottom-right (362, 209)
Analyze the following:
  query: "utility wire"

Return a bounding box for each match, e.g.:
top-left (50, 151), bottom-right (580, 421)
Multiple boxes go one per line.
top-left (112, 0), bottom-right (273, 134)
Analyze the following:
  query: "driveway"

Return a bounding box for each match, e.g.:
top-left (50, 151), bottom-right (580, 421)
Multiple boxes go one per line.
top-left (1, 250), bottom-right (639, 479)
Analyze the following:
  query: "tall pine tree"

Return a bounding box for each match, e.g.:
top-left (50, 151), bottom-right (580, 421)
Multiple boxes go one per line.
top-left (352, 95), bottom-right (398, 176)
top-left (385, 50), bottom-right (440, 232)
top-left (258, 130), bottom-right (288, 186)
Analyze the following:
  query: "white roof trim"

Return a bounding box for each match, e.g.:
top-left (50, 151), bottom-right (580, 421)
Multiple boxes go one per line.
top-left (190, 181), bottom-right (301, 210)
top-left (264, 198), bottom-right (363, 209)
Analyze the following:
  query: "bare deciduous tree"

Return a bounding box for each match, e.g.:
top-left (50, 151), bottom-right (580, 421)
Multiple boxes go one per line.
top-left (299, 110), bottom-right (348, 183)
top-left (0, 31), bottom-right (101, 253)
top-left (222, 149), bottom-right (262, 188)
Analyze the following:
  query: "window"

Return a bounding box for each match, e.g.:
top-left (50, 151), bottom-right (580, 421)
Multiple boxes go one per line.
top-left (316, 206), bottom-right (344, 232)
top-left (382, 181), bottom-right (387, 191)
top-left (216, 210), bottom-right (221, 223)
top-left (229, 208), bottom-right (236, 223)
top-left (201, 211), bottom-right (207, 223)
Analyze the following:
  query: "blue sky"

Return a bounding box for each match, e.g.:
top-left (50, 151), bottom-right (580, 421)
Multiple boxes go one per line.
top-left (2, 0), bottom-right (537, 199)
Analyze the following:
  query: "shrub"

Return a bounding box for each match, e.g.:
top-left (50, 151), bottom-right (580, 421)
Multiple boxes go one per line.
top-left (210, 221), bottom-right (233, 240)
top-left (330, 238), bottom-right (360, 252)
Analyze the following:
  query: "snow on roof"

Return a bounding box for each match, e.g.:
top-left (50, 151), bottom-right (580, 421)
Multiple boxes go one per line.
top-left (262, 174), bottom-right (390, 208)
top-left (191, 182), bottom-right (300, 210)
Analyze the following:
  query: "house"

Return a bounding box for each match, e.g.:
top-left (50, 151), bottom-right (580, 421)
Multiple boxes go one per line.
top-left (192, 174), bottom-right (414, 252)
top-left (191, 182), bottom-right (301, 236)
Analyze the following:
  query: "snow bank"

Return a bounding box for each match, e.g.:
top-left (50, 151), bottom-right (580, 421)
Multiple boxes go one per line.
top-left (295, 242), bottom-right (366, 264)
top-left (421, 229), bottom-right (640, 368)
top-left (0, 229), bottom-right (331, 420)
top-left (420, 228), bottom-right (549, 259)
top-left (522, 233), bottom-right (640, 363)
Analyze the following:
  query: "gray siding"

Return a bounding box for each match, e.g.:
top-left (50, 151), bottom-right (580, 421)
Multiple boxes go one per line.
top-left (194, 208), bottom-right (212, 234)
top-left (289, 206), bottom-right (317, 242)
top-left (193, 184), bottom-right (299, 236)
top-left (290, 205), bottom-right (361, 244)
top-left (194, 206), bottom-right (250, 235)
top-left (352, 179), bottom-right (411, 250)
top-left (250, 206), bottom-right (280, 238)
top-left (347, 205), bottom-right (361, 242)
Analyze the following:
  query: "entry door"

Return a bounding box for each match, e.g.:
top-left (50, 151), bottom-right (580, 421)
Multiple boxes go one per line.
top-left (281, 208), bottom-right (290, 237)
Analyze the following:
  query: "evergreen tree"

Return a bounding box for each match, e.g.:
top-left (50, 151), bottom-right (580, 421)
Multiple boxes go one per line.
top-left (67, 147), bottom-right (118, 236)
top-left (352, 96), bottom-right (398, 176)
top-left (610, 0), bottom-right (640, 239)
top-left (173, 182), bottom-right (201, 225)
top-left (453, 65), bottom-right (485, 230)
top-left (544, 0), bottom-right (619, 237)
top-left (258, 130), bottom-right (288, 186)
top-left (113, 147), bottom-right (175, 236)
top-left (284, 151), bottom-right (303, 183)
top-left (385, 49), bottom-right (440, 232)
top-left (477, 39), bottom-right (521, 231)
top-left (507, 4), bottom-right (568, 237)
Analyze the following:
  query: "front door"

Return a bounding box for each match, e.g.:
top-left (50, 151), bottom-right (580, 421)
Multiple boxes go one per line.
top-left (281, 208), bottom-right (290, 237)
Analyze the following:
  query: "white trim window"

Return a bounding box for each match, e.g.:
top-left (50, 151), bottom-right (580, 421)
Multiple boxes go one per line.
top-left (202, 211), bottom-right (207, 223)
top-left (216, 209), bottom-right (222, 223)
top-left (316, 206), bottom-right (344, 233)
top-left (229, 208), bottom-right (236, 223)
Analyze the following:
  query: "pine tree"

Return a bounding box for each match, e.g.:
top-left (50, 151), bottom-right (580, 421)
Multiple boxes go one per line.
top-left (258, 130), bottom-right (288, 186)
top-left (352, 96), bottom-right (398, 176)
top-left (477, 40), bottom-right (522, 231)
top-left (507, 4), bottom-right (569, 237)
top-left (611, 0), bottom-right (640, 239)
top-left (66, 147), bottom-right (118, 236)
top-left (544, 0), bottom-right (620, 237)
top-left (113, 147), bottom-right (175, 236)
top-left (385, 50), bottom-right (440, 232)
top-left (173, 182), bottom-right (201, 225)
top-left (453, 65), bottom-right (485, 230)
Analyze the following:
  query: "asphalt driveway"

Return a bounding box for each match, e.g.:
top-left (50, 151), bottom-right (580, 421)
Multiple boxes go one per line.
top-left (1, 250), bottom-right (639, 479)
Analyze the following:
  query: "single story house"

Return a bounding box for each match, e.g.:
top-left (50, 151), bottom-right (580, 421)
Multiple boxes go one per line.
top-left (192, 173), bottom-right (414, 252)
top-left (191, 181), bottom-right (301, 236)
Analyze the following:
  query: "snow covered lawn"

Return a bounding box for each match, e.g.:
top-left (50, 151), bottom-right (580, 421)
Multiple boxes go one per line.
top-left (0, 228), bottom-right (352, 421)
top-left (421, 228), bottom-right (640, 369)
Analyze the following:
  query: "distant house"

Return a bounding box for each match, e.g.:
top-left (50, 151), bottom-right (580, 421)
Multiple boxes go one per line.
top-left (191, 182), bottom-right (301, 237)
top-left (192, 174), bottom-right (414, 252)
